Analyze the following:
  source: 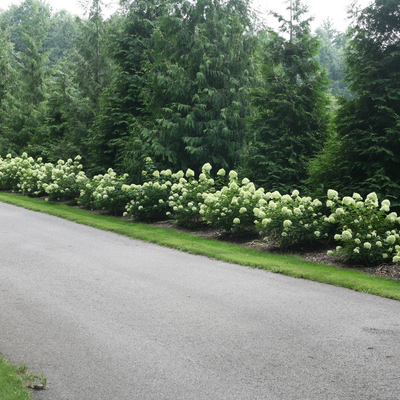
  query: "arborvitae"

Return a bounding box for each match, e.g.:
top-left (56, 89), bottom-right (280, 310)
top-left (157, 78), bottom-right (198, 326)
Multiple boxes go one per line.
top-left (0, 0), bottom-right (50, 156)
top-left (89, 0), bottom-right (165, 176)
top-left (307, 0), bottom-right (400, 206)
top-left (113, 0), bottom-right (256, 177)
top-left (242, 0), bottom-right (331, 193)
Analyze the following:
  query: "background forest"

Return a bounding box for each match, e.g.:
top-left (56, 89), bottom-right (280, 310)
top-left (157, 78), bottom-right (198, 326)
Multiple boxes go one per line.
top-left (0, 0), bottom-right (399, 205)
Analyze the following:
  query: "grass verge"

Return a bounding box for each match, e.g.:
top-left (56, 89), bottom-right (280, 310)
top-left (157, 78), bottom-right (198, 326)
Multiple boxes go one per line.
top-left (1, 191), bottom-right (400, 301)
top-left (0, 355), bottom-right (47, 399)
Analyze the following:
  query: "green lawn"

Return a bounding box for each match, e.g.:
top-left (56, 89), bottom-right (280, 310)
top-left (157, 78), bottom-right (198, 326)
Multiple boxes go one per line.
top-left (1, 191), bottom-right (399, 301)
top-left (0, 356), bottom-right (34, 400)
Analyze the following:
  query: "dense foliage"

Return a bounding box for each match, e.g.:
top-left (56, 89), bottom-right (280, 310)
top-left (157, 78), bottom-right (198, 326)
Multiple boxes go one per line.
top-left (307, 0), bottom-right (400, 206)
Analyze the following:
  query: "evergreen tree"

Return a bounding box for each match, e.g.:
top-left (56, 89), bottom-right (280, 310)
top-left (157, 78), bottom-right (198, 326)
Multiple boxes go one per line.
top-left (89, 0), bottom-right (165, 175)
top-left (307, 0), bottom-right (400, 206)
top-left (0, 0), bottom-right (50, 156)
top-left (242, 0), bottom-right (331, 193)
top-left (117, 0), bottom-right (256, 177)
top-left (40, 0), bottom-right (113, 166)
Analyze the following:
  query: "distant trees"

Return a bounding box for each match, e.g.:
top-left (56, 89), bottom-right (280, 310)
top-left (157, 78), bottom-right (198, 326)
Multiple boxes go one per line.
top-left (307, 0), bottom-right (400, 205)
top-left (314, 19), bottom-right (350, 99)
top-left (242, 0), bottom-right (331, 193)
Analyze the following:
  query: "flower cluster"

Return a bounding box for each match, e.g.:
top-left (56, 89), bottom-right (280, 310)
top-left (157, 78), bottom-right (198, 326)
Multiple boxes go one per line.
top-left (43, 157), bottom-right (84, 201)
top-left (325, 191), bottom-right (400, 265)
top-left (200, 171), bottom-right (262, 233)
top-left (167, 163), bottom-right (216, 228)
top-left (88, 169), bottom-right (130, 214)
top-left (253, 189), bottom-right (326, 247)
top-left (0, 153), bottom-right (44, 193)
top-left (123, 161), bottom-right (177, 221)
top-left (18, 158), bottom-right (53, 197)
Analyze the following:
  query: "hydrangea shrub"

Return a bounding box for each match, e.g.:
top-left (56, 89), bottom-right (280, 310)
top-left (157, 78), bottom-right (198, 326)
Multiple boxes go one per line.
top-left (253, 190), bottom-right (327, 247)
top-left (325, 190), bottom-right (400, 266)
top-left (168, 163), bottom-right (216, 228)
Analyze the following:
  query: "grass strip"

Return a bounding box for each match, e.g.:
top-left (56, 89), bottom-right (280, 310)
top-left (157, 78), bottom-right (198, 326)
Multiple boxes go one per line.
top-left (0, 356), bottom-right (32, 400)
top-left (1, 191), bottom-right (399, 301)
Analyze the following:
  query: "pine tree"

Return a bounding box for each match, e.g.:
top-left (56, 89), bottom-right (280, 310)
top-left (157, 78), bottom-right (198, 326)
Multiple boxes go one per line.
top-left (242, 0), bottom-right (331, 193)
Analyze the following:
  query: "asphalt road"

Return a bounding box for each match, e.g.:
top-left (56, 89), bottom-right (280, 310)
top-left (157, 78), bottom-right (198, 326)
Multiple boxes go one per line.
top-left (1, 201), bottom-right (400, 400)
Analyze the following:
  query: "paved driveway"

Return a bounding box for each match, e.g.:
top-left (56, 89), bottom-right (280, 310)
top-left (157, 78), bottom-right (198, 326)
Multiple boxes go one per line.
top-left (1, 202), bottom-right (400, 400)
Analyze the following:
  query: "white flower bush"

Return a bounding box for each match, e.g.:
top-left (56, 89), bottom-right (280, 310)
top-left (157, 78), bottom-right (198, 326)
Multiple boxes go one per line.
top-left (0, 153), bottom-right (42, 192)
top-left (123, 158), bottom-right (176, 221)
top-left (2, 153), bottom-right (400, 268)
top-left (200, 172), bottom-right (262, 233)
top-left (253, 189), bottom-right (327, 247)
top-left (168, 164), bottom-right (216, 228)
top-left (42, 157), bottom-right (84, 201)
top-left (325, 191), bottom-right (400, 265)
top-left (87, 168), bottom-right (130, 214)
top-left (18, 158), bottom-right (53, 196)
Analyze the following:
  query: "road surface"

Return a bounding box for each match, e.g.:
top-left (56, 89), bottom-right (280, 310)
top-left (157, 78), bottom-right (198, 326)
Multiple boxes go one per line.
top-left (1, 202), bottom-right (400, 399)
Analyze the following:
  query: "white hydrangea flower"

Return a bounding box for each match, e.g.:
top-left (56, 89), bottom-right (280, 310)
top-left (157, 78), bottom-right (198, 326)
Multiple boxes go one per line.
top-left (365, 192), bottom-right (379, 206)
top-left (327, 215), bottom-right (336, 223)
top-left (283, 220), bottom-right (292, 228)
top-left (386, 212), bottom-right (397, 222)
top-left (217, 168), bottom-right (226, 176)
top-left (327, 189), bottom-right (338, 200)
top-left (326, 200), bottom-right (334, 208)
top-left (342, 196), bottom-right (355, 206)
top-left (386, 235), bottom-right (396, 245)
top-left (342, 230), bottom-right (352, 240)
top-left (229, 181), bottom-right (238, 190)
top-left (201, 163), bottom-right (212, 173)
top-left (335, 208), bottom-right (345, 215)
top-left (353, 247), bottom-right (360, 254)
top-left (364, 242), bottom-right (371, 249)
top-left (293, 207), bottom-right (302, 216)
top-left (186, 168), bottom-right (195, 178)
top-left (312, 199), bottom-right (322, 207)
top-left (281, 207), bottom-right (292, 216)
top-left (380, 204), bottom-right (390, 212)
top-left (271, 191), bottom-right (281, 199)
top-left (229, 170), bottom-right (238, 179)
top-left (291, 189), bottom-right (300, 198)
top-left (233, 218), bottom-right (240, 224)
